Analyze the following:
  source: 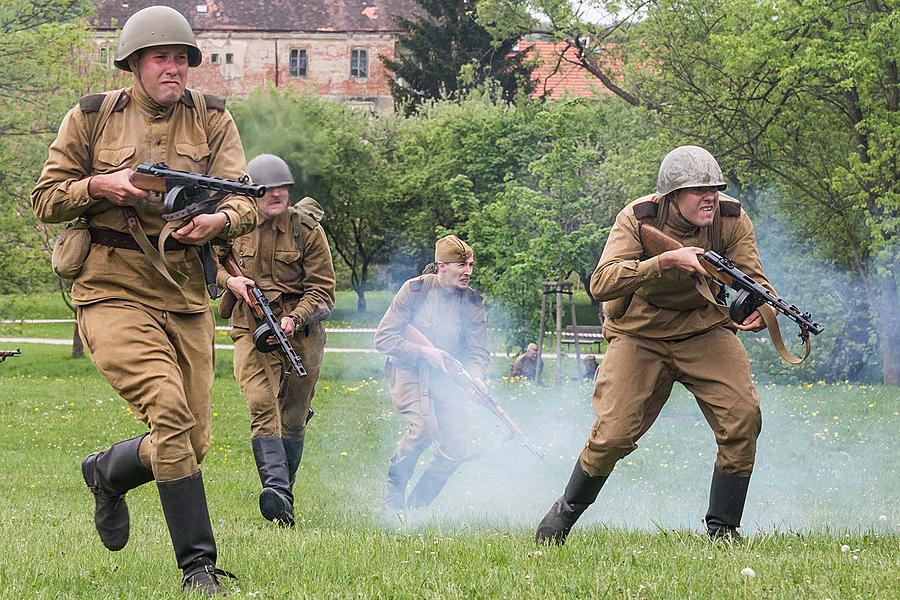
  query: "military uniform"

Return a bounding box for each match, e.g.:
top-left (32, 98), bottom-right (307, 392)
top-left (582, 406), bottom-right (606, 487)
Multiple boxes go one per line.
top-left (375, 246), bottom-right (489, 509)
top-left (216, 196), bottom-right (335, 524)
top-left (537, 145), bottom-right (769, 544)
top-left (30, 5), bottom-right (255, 594)
top-left (510, 353), bottom-right (542, 381)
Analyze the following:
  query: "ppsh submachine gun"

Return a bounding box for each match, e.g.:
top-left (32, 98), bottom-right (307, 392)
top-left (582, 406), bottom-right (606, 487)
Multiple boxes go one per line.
top-left (0, 348), bottom-right (22, 363)
top-left (403, 324), bottom-right (545, 460)
top-left (220, 253), bottom-right (307, 379)
top-left (641, 224), bottom-right (823, 363)
top-left (129, 162), bottom-right (266, 297)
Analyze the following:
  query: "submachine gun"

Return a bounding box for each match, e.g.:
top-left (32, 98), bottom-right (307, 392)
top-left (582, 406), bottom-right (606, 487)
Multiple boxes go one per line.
top-left (641, 224), bottom-right (823, 363)
top-left (220, 254), bottom-right (307, 379)
top-left (403, 324), bottom-right (545, 460)
top-left (129, 162), bottom-right (266, 297)
top-left (0, 348), bottom-right (21, 363)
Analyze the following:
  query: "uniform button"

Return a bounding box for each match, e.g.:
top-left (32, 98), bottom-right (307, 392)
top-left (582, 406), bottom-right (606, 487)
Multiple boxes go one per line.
top-left (238, 259), bottom-right (244, 267)
top-left (239, 250), bottom-right (244, 256)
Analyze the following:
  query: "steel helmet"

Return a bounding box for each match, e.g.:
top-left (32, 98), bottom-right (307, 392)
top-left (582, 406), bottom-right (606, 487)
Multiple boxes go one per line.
top-left (246, 154), bottom-right (295, 188)
top-left (656, 145), bottom-right (727, 196)
top-left (115, 6), bottom-right (202, 72)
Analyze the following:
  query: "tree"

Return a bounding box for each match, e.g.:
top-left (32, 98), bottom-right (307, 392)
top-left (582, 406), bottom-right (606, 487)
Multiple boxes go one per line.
top-left (479, 0), bottom-right (899, 383)
top-left (233, 90), bottom-right (410, 313)
top-left (383, 0), bottom-right (536, 114)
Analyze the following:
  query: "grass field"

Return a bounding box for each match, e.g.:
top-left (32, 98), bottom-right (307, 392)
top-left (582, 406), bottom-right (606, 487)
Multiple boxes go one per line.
top-left (1, 334), bottom-right (898, 598)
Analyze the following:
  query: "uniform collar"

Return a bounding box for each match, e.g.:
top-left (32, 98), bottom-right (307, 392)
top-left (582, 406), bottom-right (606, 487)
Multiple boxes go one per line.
top-left (260, 210), bottom-right (291, 234)
top-left (130, 84), bottom-right (177, 118)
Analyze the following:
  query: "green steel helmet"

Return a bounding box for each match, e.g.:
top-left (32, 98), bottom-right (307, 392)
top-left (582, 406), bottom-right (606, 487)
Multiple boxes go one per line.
top-left (246, 154), bottom-right (295, 188)
top-left (656, 145), bottom-right (727, 196)
top-left (114, 6), bottom-right (202, 72)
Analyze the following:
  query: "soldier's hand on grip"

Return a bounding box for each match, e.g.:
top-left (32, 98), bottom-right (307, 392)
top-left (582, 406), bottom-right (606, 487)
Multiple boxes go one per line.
top-left (88, 168), bottom-right (148, 206)
top-left (172, 212), bottom-right (228, 245)
top-left (226, 275), bottom-right (256, 305)
top-left (420, 346), bottom-right (450, 373)
top-left (733, 309), bottom-right (767, 332)
top-left (658, 246), bottom-right (706, 276)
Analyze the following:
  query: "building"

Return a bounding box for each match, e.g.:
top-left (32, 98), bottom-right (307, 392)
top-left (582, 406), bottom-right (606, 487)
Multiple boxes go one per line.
top-left (520, 37), bottom-right (608, 100)
top-left (91, 0), bottom-right (420, 113)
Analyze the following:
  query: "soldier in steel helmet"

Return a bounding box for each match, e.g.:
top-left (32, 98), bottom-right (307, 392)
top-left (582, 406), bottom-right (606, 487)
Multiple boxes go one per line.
top-left (374, 235), bottom-right (490, 511)
top-left (31, 5), bottom-right (256, 594)
top-left (536, 146), bottom-right (772, 544)
top-left (215, 154), bottom-right (335, 526)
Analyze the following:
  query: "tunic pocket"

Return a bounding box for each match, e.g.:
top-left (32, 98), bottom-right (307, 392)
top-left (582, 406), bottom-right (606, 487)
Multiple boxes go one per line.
top-left (95, 146), bottom-right (136, 172)
top-left (175, 141), bottom-right (211, 171)
top-left (274, 249), bottom-right (301, 282)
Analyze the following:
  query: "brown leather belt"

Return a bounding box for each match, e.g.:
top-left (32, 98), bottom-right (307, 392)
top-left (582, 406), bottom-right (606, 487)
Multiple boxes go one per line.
top-left (90, 228), bottom-right (190, 252)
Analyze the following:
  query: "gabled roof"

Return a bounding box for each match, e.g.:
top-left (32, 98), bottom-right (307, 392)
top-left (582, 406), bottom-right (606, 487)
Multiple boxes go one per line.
top-left (92, 0), bottom-right (421, 33)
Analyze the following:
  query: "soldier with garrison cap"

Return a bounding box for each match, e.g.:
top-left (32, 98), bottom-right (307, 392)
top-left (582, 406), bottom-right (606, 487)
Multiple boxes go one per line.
top-left (536, 146), bottom-right (772, 544)
top-left (375, 235), bottom-right (490, 511)
top-left (31, 5), bottom-right (256, 595)
top-left (216, 154), bottom-right (336, 527)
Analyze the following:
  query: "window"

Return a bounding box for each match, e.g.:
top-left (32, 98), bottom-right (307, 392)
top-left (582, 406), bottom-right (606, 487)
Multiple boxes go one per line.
top-left (98, 46), bottom-right (112, 67)
top-left (225, 53), bottom-right (233, 65)
top-left (350, 48), bottom-right (368, 79)
top-left (210, 53), bottom-right (219, 65)
top-left (289, 48), bottom-right (307, 78)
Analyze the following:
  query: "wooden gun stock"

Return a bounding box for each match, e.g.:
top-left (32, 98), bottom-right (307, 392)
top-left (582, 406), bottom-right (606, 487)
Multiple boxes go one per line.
top-left (128, 172), bottom-right (169, 194)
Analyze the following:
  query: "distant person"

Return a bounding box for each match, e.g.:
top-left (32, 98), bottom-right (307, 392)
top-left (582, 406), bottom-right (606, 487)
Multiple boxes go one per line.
top-left (374, 235), bottom-right (489, 510)
top-left (536, 146), bottom-right (771, 544)
top-left (581, 355), bottom-right (600, 382)
top-left (31, 5), bottom-right (256, 594)
top-left (511, 342), bottom-right (543, 381)
top-left (217, 154), bottom-right (335, 527)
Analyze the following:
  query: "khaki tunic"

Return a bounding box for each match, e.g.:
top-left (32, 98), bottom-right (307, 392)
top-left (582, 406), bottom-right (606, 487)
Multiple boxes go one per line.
top-left (217, 208), bottom-right (336, 440)
top-left (30, 85), bottom-right (257, 480)
top-left (374, 274), bottom-right (489, 482)
top-left (580, 194), bottom-right (767, 478)
top-left (511, 354), bottom-right (542, 381)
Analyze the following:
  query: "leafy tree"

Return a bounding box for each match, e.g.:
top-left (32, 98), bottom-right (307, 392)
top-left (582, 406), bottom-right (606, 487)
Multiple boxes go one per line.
top-left (479, 0), bottom-right (899, 383)
top-left (383, 0), bottom-right (536, 114)
top-left (233, 90), bottom-right (410, 313)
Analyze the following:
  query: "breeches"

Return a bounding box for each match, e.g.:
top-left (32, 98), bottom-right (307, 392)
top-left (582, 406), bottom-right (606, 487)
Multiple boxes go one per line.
top-left (78, 299), bottom-right (214, 481)
top-left (231, 322), bottom-right (325, 440)
top-left (580, 327), bottom-right (761, 478)
top-left (388, 366), bottom-right (469, 473)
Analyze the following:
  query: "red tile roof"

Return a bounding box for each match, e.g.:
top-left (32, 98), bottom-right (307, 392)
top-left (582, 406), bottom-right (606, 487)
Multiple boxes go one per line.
top-left (92, 0), bottom-right (421, 33)
top-left (522, 40), bottom-right (609, 99)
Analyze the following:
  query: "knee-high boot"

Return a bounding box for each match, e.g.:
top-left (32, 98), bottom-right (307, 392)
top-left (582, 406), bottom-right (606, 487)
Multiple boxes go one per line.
top-left (705, 469), bottom-right (751, 540)
top-left (158, 471), bottom-right (233, 595)
top-left (80, 434), bottom-right (154, 551)
top-left (251, 435), bottom-right (294, 526)
top-left (535, 461), bottom-right (608, 545)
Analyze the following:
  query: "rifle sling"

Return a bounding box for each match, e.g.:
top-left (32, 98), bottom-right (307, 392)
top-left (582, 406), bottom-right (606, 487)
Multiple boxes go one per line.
top-left (122, 207), bottom-right (189, 287)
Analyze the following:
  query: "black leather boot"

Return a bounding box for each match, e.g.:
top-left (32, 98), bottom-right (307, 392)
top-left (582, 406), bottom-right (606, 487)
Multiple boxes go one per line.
top-left (705, 469), bottom-right (751, 540)
top-left (535, 461), bottom-right (608, 545)
top-left (80, 434), bottom-right (154, 551)
top-left (251, 436), bottom-right (294, 526)
top-left (158, 471), bottom-right (233, 596)
top-left (283, 437), bottom-right (304, 491)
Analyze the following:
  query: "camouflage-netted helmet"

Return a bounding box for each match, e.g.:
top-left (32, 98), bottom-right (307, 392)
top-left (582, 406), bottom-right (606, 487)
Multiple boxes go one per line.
top-left (115, 6), bottom-right (202, 72)
top-left (246, 154), bottom-right (295, 187)
top-left (656, 145), bottom-right (727, 196)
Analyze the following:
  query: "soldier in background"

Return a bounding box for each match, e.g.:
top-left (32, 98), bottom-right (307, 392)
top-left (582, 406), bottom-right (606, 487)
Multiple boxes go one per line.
top-left (536, 146), bottom-right (770, 544)
top-left (31, 6), bottom-right (256, 594)
top-left (374, 235), bottom-right (490, 510)
top-left (510, 342), bottom-right (542, 381)
top-left (218, 154), bottom-right (335, 526)
top-left (581, 355), bottom-right (600, 382)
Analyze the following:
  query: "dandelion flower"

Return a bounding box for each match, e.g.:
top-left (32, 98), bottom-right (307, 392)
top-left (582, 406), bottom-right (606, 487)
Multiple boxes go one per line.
top-left (840, 544), bottom-right (850, 553)
top-left (740, 567), bottom-right (756, 578)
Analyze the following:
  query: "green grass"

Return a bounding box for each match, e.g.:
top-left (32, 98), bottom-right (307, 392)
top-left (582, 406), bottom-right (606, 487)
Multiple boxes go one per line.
top-left (0, 343), bottom-right (897, 598)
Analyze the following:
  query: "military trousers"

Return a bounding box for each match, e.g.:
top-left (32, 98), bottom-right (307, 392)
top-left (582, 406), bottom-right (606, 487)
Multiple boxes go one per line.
top-left (387, 365), bottom-right (470, 483)
top-left (231, 321), bottom-right (325, 441)
top-left (580, 326), bottom-right (761, 478)
top-left (78, 299), bottom-right (214, 481)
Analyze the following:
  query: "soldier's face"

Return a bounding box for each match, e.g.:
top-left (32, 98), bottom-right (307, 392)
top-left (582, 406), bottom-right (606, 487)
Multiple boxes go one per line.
top-left (258, 186), bottom-right (290, 220)
top-left (674, 186), bottom-right (719, 227)
top-left (135, 45), bottom-right (189, 106)
top-left (437, 258), bottom-right (474, 290)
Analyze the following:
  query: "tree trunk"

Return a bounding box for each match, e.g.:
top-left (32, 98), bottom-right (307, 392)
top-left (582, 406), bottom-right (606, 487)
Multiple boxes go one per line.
top-left (71, 320), bottom-right (84, 358)
top-left (873, 272), bottom-right (899, 384)
top-left (356, 288), bottom-right (367, 314)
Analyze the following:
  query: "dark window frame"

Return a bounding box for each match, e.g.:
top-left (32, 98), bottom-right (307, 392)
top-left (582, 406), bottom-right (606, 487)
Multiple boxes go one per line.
top-left (289, 48), bottom-right (308, 78)
top-left (350, 48), bottom-right (368, 79)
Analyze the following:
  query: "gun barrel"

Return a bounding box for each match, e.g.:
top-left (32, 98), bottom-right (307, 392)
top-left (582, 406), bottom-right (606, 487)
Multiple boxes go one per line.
top-left (136, 162), bottom-right (266, 197)
top-left (251, 287), bottom-right (308, 378)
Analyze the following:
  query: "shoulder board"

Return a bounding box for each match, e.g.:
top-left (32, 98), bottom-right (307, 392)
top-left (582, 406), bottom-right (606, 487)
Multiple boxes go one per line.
top-left (465, 287), bottom-right (484, 305)
top-left (633, 200), bottom-right (659, 221)
top-left (180, 90), bottom-right (227, 111)
top-left (409, 276), bottom-right (426, 292)
top-left (78, 91), bottom-right (129, 113)
top-left (719, 198), bottom-right (742, 218)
